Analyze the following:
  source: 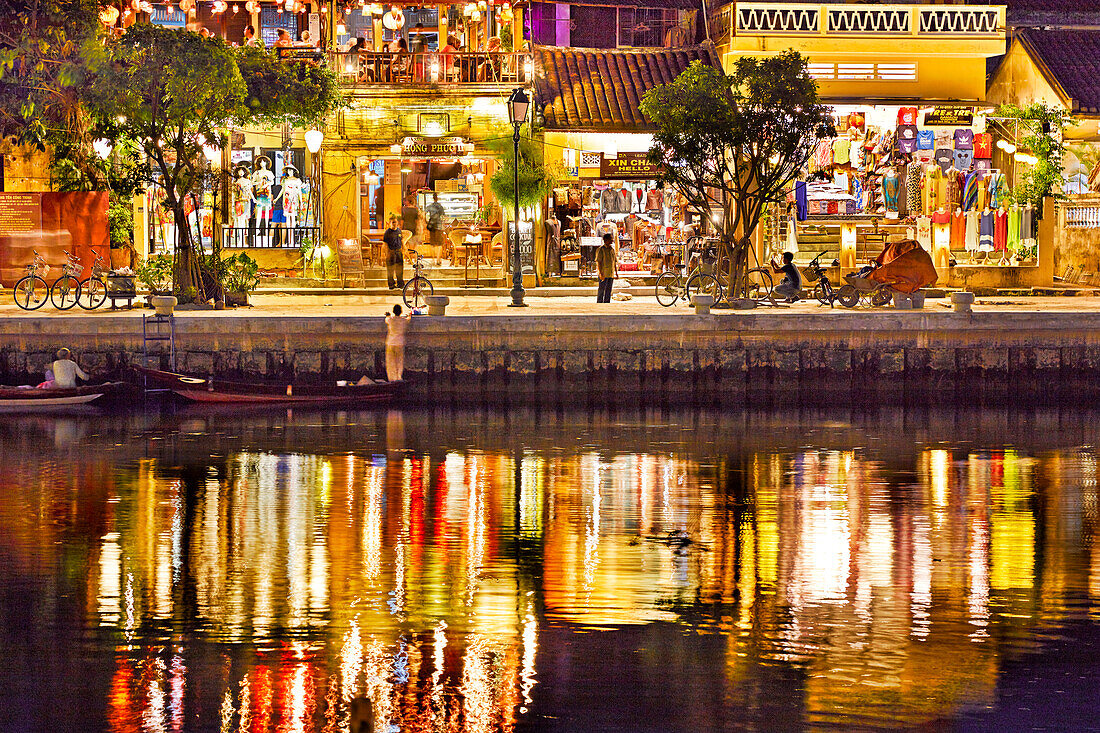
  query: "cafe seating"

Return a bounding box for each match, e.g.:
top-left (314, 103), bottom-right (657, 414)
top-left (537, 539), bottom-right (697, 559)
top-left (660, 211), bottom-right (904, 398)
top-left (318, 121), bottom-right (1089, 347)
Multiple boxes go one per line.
top-left (489, 232), bottom-right (505, 266)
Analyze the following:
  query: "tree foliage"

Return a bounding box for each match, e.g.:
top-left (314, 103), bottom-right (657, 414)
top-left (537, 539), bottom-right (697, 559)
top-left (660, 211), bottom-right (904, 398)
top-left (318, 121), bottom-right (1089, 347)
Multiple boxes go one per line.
top-left (994, 103), bottom-right (1074, 206)
top-left (640, 54), bottom-right (833, 300)
top-left (488, 131), bottom-right (558, 211)
top-left (235, 45), bottom-right (344, 128)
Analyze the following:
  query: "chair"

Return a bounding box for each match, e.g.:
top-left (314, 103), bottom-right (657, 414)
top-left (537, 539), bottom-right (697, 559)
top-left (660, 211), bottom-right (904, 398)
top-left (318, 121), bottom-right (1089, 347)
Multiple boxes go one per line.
top-left (449, 229), bottom-right (469, 265)
top-left (489, 232), bottom-right (505, 266)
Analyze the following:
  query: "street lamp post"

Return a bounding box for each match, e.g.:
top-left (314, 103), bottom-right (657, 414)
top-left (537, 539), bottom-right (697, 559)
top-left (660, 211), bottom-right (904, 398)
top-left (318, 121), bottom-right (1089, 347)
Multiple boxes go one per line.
top-left (507, 88), bottom-right (529, 307)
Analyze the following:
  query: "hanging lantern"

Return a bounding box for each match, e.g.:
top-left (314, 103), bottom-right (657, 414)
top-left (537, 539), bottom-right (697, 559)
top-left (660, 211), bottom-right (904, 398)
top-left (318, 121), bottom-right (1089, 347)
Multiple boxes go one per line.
top-left (369, 3), bottom-right (384, 14)
top-left (470, 9), bottom-right (480, 22)
top-left (498, 6), bottom-right (512, 22)
top-left (463, 2), bottom-right (474, 16)
top-left (382, 6), bottom-right (405, 29)
top-left (166, 2), bottom-right (174, 13)
top-left (179, 0), bottom-right (194, 11)
top-left (99, 5), bottom-right (119, 24)
top-left (478, 1), bottom-right (486, 11)
top-left (212, 0), bottom-right (227, 13)
top-left (232, 3), bottom-right (239, 12)
top-left (138, 0), bottom-right (153, 12)
top-left (130, 0), bottom-right (139, 10)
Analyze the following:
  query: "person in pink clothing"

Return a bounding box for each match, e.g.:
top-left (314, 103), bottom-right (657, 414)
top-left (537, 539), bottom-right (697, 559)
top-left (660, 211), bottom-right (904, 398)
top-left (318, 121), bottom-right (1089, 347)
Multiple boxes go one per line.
top-left (385, 305), bottom-right (411, 382)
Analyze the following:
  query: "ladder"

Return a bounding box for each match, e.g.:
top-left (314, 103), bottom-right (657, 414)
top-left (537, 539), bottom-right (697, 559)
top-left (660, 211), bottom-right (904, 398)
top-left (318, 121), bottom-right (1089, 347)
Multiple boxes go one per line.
top-left (142, 314), bottom-right (175, 391)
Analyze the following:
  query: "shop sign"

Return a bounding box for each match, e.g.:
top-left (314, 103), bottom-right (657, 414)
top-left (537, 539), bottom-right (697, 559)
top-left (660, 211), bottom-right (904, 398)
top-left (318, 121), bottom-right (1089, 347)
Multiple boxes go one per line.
top-left (231, 149), bottom-right (253, 165)
top-left (507, 220), bottom-right (535, 275)
top-left (600, 152), bottom-right (661, 179)
top-left (923, 106), bottom-right (973, 127)
top-left (384, 160), bottom-right (401, 186)
top-left (0, 192), bottom-right (41, 233)
top-left (402, 136), bottom-right (468, 156)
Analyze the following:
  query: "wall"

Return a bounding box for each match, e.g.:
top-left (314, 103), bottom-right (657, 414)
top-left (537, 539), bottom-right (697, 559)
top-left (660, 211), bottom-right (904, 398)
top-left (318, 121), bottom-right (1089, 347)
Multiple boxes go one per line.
top-left (5, 310), bottom-right (1100, 403)
top-left (986, 39), bottom-right (1065, 111)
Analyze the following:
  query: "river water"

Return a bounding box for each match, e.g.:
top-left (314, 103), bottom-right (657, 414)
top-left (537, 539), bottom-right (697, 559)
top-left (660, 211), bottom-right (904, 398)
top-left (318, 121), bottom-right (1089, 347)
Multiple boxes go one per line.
top-left (2, 405), bottom-right (1100, 732)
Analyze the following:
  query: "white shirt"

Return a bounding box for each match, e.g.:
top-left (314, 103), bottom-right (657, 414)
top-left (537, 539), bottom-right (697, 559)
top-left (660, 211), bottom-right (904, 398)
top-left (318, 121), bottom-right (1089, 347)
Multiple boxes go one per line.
top-left (51, 359), bottom-right (88, 389)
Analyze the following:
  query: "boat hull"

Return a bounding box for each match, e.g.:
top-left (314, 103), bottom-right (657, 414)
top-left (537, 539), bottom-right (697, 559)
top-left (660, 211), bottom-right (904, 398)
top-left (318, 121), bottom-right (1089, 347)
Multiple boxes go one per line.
top-left (132, 366), bottom-right (403, 405)
top-left (0, 384), bottom-right (117, 408)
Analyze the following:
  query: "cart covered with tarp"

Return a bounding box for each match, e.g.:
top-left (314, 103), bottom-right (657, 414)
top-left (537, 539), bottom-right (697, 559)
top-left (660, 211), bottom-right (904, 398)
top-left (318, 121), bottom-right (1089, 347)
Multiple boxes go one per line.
top-left (863, 238), bottom-right (937, 294)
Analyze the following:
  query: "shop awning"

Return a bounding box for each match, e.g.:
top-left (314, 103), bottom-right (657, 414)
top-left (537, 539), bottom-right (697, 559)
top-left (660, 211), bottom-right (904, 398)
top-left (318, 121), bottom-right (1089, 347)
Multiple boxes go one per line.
top-left (533, 43), bottom-right (722, 132)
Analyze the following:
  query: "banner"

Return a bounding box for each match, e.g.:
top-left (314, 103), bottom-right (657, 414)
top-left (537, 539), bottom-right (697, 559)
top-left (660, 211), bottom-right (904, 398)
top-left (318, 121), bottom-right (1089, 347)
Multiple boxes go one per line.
top-left (923, 106), bottom-right (974, 127)
top-left (600, 152), bottom-right (661, 179)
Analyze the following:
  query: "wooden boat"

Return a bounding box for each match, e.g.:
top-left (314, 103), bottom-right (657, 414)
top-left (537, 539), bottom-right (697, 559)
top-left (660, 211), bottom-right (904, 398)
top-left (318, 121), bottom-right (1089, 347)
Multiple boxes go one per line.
top-left (132, 366), bottom-right (404, 405)
top-left (0, 383), bottom-right (121, 408)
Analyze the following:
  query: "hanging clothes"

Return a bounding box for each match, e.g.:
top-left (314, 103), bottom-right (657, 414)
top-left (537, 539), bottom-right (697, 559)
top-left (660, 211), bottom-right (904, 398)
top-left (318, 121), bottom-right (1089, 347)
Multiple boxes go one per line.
top-left (945, 168), bottom-right (961, 211)
top-left (883, 170), bottom-right (900, 213)
top-left (962, 171), bottom-right (981, 211)
top-left (1020, 205), bottom-right (1036, 250)
top-left (916, 215), bottom-right (933, 250)
top-left (965, 210), bottom-right (980, 252)
top-left (1007, 206), bottom-right (1021, 252)
top-left (994, 207), bottom-right (1008, 251)
top-left (795, 181), bottom-right (808, 221)
top-left (987, 172), bottom-right (1005, 209)
top-left (950, 208), bottom-right (966, 250)
top-left (978, 209), bottom-right (995, 251)
top-left (906, 164), bottom-right (922, 217)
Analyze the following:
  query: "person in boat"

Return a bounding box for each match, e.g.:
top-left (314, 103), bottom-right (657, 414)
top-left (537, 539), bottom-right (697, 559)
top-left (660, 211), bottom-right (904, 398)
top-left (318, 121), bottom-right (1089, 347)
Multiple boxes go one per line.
top-left (50, 348), bottom-right (88, 389)
top-left (385, 304), bottom-right (411, 382)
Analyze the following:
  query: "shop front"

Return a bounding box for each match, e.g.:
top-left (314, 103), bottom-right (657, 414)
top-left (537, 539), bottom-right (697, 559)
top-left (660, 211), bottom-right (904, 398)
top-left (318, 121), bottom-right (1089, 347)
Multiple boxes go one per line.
top-left (783, 102), bottom-right (1053, 289)
top-left (543, 132), bottom-right (709, 282)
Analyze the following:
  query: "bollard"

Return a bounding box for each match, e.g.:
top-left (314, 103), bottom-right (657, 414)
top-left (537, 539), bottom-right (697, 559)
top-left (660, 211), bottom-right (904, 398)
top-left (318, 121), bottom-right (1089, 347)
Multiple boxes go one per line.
top-left (951, 291), bottom-right (975, 313)
top-left (910, 290), bottom-right (926, 309)
top-left (691, 294), bottom-right (714, 315)
top-left (424, 295), bottom-right (450, 316)
top-left (893, 292), bottom-right (912, 310)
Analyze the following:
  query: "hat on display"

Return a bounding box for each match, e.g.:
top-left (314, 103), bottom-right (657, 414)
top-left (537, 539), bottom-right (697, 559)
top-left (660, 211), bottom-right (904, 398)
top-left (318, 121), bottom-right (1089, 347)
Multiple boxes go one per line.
top-left (234, 164), bottom-right (251, 177)
top-left (283, 164), bottom-right (299, 176)
top-left (254, 155), bottom-right (272, 169)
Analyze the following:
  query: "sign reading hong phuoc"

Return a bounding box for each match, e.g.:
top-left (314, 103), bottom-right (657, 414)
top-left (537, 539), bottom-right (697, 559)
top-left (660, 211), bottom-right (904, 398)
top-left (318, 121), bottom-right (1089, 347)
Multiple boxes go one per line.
top-left (402, 136), bottom-right (469, 156)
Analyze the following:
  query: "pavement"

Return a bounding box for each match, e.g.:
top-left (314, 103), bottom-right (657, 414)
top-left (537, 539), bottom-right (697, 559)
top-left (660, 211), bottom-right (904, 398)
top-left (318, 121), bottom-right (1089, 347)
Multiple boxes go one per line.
top-left (3, 290), bottom-right (1100, 318)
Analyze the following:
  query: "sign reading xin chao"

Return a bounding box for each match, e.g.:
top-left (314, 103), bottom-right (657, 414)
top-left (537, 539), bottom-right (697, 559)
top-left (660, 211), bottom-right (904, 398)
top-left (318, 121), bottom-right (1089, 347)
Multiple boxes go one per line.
top-left (600, 153), bottom-right (661, 179)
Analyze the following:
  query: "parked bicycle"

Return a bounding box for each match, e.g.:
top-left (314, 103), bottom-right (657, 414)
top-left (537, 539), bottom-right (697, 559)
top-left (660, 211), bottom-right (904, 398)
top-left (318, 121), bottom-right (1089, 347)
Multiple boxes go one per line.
top-left (402, 251), bottom-right (434, 308)
top-left (654, 239), bottom-right (722, 306)
top-left (49, 250), bottom-right (84, 310)
top-left (78, 250), bottom-right (109, 310)
top-left (13, 251), bottom-right (49, 310)
top-left (803, 251), bottom-right (842, 307)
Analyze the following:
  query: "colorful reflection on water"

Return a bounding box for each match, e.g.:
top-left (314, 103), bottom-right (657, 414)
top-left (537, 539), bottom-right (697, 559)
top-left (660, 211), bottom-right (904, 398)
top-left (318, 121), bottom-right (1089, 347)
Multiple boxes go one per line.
top-left (1, 408), bottom-right (1099, 731)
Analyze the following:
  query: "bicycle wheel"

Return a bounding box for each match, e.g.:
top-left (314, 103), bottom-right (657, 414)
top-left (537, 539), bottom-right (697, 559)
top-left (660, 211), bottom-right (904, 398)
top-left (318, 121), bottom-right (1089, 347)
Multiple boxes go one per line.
top-left (13, 275), bottom-right (48, 310)
top-left (78, 277), bottom-right (107, 310)
top-left (686, 272), bottom-right (722, 303)
top-left (744, 267), bottom-right (774, 302)
top-left (654, 271), bottom-right (683, 307)
top-left (813, 280), bottom-right (834, 306)
top-left (402, 276), bottom-right (433, 308)
top-left (870, 288), bottom-right (893, 307)
top-left (837, 284), bottom-right (860, 308)
top-left (50, 275), bottom-right (81, 310)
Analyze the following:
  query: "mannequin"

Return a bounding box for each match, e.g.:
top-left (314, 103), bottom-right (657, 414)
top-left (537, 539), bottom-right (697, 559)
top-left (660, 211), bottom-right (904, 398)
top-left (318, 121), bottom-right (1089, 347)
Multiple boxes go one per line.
top-left (978, 206), bottom-right (995, 254)
top-left (994, 205), bottom-right (1009, 264)
top-left (931, 207), bottom-right (951, 270)
top-left (882, 167), bottom-right (900, 218)
top-left (964, 207), bottom-right (980, 260)
top-left (275, 164), bottom-right (304, 231)
top-left (785, 202), bottom-right (799, 256)
top-left (232, 165), bottom-right (254, 245)
top-left (950, 206), bottom-right (965, 254)
top-left (915, 213), bottom-right (932, 251)
top-left (251, 156), bottom-right (275, 243)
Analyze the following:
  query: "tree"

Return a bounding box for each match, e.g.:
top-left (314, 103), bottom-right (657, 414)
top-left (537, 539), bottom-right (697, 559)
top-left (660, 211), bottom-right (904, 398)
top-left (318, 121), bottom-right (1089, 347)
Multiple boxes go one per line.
top-left (993, 103), bottom-right (1074, 207)
top-left (640, 54), bottom-right (833, 301)
top-left (89, 24), bottom-right (343, 300)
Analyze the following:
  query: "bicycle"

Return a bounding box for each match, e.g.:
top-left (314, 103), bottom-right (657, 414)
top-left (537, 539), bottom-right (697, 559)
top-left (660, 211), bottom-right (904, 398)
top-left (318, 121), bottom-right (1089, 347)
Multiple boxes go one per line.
top-left (803, 251), bottom-right (842, 307)
top-left (13, 251), bottom-right (49, 311)
top-left (78, 250), bottom-right (109, 310)
top-left (654, 239), bottom-right (722, 306)
top-left (402, 251), bottom-right (434, 308)
top-left (49, 251), bottom-right (83, 310)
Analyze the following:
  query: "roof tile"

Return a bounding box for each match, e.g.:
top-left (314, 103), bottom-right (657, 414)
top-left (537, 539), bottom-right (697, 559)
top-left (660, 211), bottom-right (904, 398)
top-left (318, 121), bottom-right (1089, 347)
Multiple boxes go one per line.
top-left (1018, 29), bottom-right (1100, 114)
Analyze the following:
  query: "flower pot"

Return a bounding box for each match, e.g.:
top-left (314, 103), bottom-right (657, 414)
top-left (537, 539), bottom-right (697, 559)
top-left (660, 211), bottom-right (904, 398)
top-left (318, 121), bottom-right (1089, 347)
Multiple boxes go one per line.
top-left (110, 248), bottom-right (131, 270)
top-left (225, 291), bottom-right (249, 307)
top-left (149, 295), bottom-right (177, 316)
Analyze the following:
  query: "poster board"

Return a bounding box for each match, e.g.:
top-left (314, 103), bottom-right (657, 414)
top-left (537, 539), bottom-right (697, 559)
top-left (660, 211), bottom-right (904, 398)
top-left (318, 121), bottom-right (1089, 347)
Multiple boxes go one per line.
top-left (506, 221), bottom-right (535, 275)
top-left (336, 238), bottom-right (366, 287)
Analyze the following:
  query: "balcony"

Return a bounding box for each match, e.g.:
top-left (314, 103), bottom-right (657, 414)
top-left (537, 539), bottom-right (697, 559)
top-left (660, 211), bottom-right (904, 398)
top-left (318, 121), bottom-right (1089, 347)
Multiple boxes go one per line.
top-left (323, 50), bottom-right (533, 94)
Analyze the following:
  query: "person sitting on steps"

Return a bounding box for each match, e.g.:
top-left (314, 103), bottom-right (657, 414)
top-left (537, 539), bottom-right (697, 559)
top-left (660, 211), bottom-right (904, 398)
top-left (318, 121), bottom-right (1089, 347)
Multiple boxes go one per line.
top-left (770, 251), bottom-right (803, 303)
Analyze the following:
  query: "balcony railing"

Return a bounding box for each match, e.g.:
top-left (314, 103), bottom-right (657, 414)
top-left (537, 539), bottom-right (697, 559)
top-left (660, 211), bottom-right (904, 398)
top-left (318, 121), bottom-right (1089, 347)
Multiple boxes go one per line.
top-left (330, 50), bottom-right (534, 87)
top-left (728, 3), bottom-right (1005, 37)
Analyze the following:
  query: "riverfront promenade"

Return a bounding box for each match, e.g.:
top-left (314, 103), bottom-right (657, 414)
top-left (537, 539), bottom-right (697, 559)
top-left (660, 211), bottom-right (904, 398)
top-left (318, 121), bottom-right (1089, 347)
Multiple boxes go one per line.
top-left (4, 292), bottom-right (1100, 403)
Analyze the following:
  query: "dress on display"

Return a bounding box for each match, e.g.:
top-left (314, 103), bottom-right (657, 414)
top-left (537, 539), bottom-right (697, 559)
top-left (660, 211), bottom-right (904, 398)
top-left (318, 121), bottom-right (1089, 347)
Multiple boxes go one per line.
top-left (950, 209), bottom-right (966, 250)
top-left (964, 210), bottom-right (979, 252)
top-left (978, 210), bottom-right (995, 251)
top-left (906, 165), bottom-right (922, 217)
top-left (1007, 206), bottom-right (1021, 252)
top-left (993, 208), bottom-right (1008, 251)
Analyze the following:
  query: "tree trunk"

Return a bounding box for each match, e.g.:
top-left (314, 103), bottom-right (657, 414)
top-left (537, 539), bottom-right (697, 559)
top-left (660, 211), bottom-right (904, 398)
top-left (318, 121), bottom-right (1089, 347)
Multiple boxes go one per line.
top-left (165, 193), bottom-right (205, 302)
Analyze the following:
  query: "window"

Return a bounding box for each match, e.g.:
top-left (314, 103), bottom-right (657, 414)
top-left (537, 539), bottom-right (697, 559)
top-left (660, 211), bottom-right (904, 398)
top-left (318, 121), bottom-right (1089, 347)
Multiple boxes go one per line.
top-left (260, 5), bottom-right (298, 47)
top-left (807, 62), bottom-right (917, 82)
top-left (617, 7), bottom-right (677, 48)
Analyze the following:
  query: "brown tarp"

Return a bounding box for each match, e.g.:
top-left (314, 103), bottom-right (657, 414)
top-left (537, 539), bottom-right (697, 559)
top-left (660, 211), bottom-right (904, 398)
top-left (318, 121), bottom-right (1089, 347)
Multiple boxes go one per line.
top-left (867, 239), bottom-right (938, 294)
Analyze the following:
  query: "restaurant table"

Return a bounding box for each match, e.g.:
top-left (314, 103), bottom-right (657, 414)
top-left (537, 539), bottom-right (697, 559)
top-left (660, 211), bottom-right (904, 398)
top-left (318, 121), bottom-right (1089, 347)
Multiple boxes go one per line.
top-left (461, 233), bottom-right (484, 286)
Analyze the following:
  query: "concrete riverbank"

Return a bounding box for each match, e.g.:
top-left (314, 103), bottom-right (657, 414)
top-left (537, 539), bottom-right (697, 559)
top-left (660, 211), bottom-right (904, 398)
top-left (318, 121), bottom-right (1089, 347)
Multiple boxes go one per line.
top-left (4, 296), bottom-right (1100, 402)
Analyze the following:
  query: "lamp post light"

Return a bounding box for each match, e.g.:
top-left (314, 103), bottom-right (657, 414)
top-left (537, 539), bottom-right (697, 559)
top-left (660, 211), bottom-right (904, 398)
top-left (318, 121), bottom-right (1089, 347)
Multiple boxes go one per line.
top-left (507, 87), bottom-right (529, 307)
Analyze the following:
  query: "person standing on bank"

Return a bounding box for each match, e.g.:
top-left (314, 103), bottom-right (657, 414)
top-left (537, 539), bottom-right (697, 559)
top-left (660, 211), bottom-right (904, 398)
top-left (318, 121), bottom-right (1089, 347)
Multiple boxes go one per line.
top-left (385, 304), bottom-right (411, 381)
top-left (384, 214), bottom-right (405, 290)
top-left (595, 232), bottom-right (617, 303)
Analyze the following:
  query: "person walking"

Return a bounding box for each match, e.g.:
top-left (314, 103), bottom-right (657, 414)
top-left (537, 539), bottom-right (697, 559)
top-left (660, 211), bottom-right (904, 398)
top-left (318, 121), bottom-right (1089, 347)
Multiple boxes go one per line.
top-left (384, 214), bottom-right (405, 290)
top-left (425, 192), bottom-right (445, 259)
top-left (385, 304), bottom-right (411, 381)
top-left (595, 232), bottom-right (617, 303)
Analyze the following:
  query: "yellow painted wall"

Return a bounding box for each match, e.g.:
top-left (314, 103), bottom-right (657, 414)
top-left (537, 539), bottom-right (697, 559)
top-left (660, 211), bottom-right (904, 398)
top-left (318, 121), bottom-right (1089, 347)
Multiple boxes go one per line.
top-left (2, 149), bottom-right (52, 192)
top-left (322, 149), bottom-right (359, 244)
top-left (986, 39), bottom-right (1066, 111)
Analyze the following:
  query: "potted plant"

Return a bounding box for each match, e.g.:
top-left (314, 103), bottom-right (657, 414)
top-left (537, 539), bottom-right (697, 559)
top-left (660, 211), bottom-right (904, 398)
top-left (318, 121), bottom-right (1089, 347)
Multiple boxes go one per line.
top-left (222, 252), bottom-right (260, 306)
top-left (135, 254), bottom-right (174, 295)
top-left (108, 194), bottom-right (135, 270)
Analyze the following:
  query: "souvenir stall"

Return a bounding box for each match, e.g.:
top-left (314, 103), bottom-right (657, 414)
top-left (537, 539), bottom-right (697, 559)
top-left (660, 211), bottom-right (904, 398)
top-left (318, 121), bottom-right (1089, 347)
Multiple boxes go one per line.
top-left (546, 151), bottom-right (698, 279)
top-left (788, 105), bottom-right (1039, 274)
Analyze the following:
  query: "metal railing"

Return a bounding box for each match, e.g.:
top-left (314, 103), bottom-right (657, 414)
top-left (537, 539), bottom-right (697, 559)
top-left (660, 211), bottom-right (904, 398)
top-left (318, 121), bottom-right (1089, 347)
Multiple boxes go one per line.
top-left (328, 50), bottom-right (534, 86)
top-left (729, 3), bottom-right (1005, 37)
top-left (221, 225), bottom-right (321, 249)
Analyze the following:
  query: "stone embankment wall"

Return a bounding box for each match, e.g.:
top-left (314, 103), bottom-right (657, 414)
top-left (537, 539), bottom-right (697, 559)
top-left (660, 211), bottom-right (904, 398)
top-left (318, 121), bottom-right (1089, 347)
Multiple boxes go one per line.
top-left (1, 312), bottom-right (1097, 402)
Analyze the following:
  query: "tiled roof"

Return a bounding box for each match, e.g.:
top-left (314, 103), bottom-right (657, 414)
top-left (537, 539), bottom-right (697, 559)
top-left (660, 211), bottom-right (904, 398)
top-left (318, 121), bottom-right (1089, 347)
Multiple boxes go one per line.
top-left (1018, 29), bottom-right (1100, 114)
top-left (533, 44), bottom-right (722, 131)
top-left (1001, 0), bottom-right (1100, 26)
